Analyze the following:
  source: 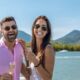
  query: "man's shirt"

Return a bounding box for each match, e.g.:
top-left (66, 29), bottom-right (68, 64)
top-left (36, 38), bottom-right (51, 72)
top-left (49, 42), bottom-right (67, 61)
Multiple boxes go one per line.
top-left (0, 38), bottom-right (23, 80)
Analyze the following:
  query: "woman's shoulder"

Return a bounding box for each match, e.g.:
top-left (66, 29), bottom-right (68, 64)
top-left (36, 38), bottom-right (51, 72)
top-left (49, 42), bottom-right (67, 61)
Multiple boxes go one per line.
top-left (45, 44), bottom-right (53, 50)
top-left (44, 44), bottom-right (55, 56)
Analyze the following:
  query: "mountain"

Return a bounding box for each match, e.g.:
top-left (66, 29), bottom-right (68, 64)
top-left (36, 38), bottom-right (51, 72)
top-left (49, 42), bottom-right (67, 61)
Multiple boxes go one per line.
top-left (55, 30), bottom-right (80, 44)
top-left (17, 30), bottom-right (31, 42)
top-left (0, 30), bottom-right (31, 42)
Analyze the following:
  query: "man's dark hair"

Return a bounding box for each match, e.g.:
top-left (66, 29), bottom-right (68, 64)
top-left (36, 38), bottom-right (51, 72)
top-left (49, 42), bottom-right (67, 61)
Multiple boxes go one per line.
top-left (0, 16), bottom-right (16, 26)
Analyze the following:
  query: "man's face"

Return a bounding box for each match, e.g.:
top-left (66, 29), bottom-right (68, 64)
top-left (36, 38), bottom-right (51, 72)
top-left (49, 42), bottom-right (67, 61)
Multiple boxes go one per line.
top-left (1, 21), bottom-right (18, 42)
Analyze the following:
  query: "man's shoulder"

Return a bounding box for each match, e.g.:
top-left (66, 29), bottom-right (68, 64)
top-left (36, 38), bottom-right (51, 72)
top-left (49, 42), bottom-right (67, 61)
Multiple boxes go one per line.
top-left (15, 41), bottom-right (24, 52)
top-left (15, 41), bottom-right (24, 57)
top-left (15, 41), bottom-right (22, 48)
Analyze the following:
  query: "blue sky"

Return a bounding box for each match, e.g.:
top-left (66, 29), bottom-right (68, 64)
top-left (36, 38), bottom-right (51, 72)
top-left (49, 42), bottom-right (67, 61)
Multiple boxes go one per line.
top-left (0, 0), bottom-right (80, 40)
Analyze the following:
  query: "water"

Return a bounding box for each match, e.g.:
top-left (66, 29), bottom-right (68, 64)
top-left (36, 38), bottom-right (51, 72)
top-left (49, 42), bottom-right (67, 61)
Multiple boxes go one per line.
top-left (20, 51), bottom-right (80, 80)
top-left (52, 51), bottom-right (80, 80)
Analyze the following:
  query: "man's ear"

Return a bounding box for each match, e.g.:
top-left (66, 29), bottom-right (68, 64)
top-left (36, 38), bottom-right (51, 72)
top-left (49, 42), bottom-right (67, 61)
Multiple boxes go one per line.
top-left (0, 27), bottom-right (3, 36)
top-left (0, 24), bottom-right (3, 36)
top-left (0, 27), bottom-right (1, 33)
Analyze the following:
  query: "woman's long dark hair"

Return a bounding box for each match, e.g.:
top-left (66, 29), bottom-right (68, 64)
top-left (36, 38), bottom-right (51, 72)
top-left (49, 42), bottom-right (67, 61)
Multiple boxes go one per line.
top-left (31, 16), bottom-right (52, 54)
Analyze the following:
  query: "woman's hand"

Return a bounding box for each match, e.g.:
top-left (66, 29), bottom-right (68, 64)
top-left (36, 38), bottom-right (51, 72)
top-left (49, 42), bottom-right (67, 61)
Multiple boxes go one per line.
top-left (16, 39), bottom-right (26, 50)
top-left (27, 50), bottom-right (40, 67)
top-left (16, 38), bottom-right (28, 55)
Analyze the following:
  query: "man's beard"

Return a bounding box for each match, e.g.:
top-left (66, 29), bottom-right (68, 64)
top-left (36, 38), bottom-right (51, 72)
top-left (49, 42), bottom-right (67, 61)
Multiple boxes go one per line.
top-left (4, 33), bottom-right (18, 42)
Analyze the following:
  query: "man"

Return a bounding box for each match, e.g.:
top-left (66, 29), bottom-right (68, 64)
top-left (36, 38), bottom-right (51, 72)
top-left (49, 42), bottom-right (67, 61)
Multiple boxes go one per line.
top-left (0, 16), bottom-right (30, 80)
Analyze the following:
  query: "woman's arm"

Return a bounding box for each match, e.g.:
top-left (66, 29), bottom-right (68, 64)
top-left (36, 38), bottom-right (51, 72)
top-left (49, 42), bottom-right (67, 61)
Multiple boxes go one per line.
top-left (36, 45), bottom-right (55, 80)
top-left (26, 45), bottom-right (55, 80)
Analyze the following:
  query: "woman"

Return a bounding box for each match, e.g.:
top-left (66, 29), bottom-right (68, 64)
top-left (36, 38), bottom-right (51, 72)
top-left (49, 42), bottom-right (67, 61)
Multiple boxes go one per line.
top-left (21, 15), bottom-right (55, 80)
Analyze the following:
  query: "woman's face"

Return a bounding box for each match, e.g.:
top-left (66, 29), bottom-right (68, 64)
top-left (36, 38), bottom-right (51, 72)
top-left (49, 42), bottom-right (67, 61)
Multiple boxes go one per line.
top-left (33, 18), bottom-right (48, 39)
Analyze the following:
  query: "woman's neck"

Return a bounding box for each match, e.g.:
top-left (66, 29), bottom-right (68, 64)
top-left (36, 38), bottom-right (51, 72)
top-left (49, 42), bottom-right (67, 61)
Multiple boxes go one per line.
top-left (36, 38), bottom-right (42, 52)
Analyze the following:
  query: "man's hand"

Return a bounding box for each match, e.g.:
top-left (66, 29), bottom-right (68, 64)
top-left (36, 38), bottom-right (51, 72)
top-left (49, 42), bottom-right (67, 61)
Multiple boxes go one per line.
top-left (1, 73), bottom-right (13, 80)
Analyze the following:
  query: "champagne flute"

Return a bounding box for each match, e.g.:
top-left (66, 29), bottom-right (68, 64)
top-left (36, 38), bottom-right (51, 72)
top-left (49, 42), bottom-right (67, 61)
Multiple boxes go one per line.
top-left (9, 62), bottom-right (15, 75)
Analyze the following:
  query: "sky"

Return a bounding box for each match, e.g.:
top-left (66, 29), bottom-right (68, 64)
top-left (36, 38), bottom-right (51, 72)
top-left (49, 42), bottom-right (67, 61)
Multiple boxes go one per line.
top-left (0, 0), bottom-right (80, 40)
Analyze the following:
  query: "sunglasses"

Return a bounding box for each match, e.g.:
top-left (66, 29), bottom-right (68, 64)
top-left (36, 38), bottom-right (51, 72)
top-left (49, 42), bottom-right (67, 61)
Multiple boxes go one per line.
top-left (4, 25), bottom-right (17, 31)
top-left (34, 24), bottom-right (47, 31)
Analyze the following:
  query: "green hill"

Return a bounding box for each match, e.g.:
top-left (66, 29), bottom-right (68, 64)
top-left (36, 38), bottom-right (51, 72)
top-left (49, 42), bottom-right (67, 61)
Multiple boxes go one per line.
top-left (55, 30), bottom-right (80, 44)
